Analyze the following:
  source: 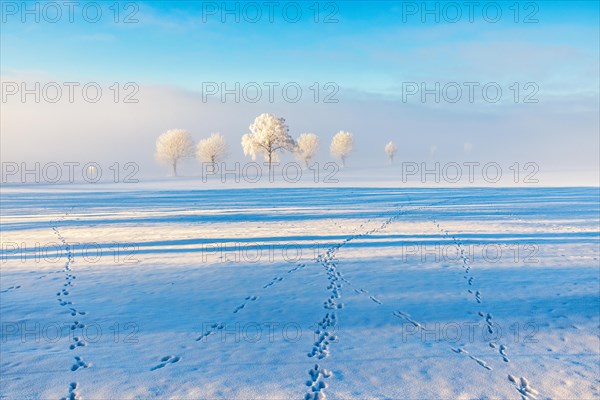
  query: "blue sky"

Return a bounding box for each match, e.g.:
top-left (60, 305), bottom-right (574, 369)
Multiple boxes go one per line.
top-left (1, 1), bottom-right (599, 182)
top-left (2, 1), bottom-right (598, 91)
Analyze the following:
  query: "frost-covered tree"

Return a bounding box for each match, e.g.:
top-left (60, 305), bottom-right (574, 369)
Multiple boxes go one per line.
top-left (385, 141), bottom-right (398, 164)
top-left (196, 133), bottom-right (228, 167)
top-left (295, 133), bottom-right (319, 167)
top-left (241, 113), bottom-right (295, 172)
top-left (330, 131), bottom-right (353, 167)
top-left (155, 129), bottom-right (194, 176)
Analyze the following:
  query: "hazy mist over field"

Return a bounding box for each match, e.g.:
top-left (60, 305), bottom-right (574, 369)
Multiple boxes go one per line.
top-left (2, 1), bottom-right (598, 183)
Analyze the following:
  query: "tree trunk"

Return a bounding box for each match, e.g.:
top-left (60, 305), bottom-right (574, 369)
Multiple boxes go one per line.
top-left (172, 161), bottom-right (177, 177)
top-left (268, 151), bottom-right (272, 173)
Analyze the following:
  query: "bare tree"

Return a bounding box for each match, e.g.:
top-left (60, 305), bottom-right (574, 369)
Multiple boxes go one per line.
top-left (155, 129), bottom-right (194, 176)
top-left (295, 133), bottom-right (319, 168)
top-left (330, 131), bottom-right (353, 167)
top-left (242, 113), bottom-right (295, 172)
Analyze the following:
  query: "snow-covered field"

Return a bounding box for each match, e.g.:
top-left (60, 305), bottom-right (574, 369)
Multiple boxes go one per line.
top-left (1, 186), bottom-right (598, 399)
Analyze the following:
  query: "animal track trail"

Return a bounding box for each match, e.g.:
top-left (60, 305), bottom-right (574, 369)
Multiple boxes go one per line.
top-left (50, 210), bottom-right (92, 400)
top-left (52, 216), bottom-right (89, 351)
top-left (393, 310), bottom-right (495, 371)
top-left (231, 295), bottom-right (258, 315)
top-left (60, 381), bottom-right (80, 400)
top-left (222, 260), bottom-right (307, 319)
top-left (221, 260), bottom-right (305, 321)
top-left (333, 199), bottom-right (499, 375)
top-left (304, 363), bottom-right (333, 400)
top-left (263, 276), bottom-right (284, 288)
top-left (431, 220), bottom-right (504, 350)
top-left (155, 207), bottom-right (401, 376)
top-left (232, 303), bottom-right (245, 313)
top-left (508, 375), bottom-right (539, 400)
top-left (450, 347), bottom-right (492, 371)
top-left (150, 355), bottom-right (181, 371)
top-left (392, 311), bottom-right (422, 329)
top-left (287, 263), bottom-right (306, 273)
top-left (326, 211), bottom-right (408, 307)
top-left (193, 297), bottom-right (257, 345)
top-left (469, 356), bottom-right (492, 370)
top-left (332, 201), bottom-right (464, 309)
top-left (491, 342), bottom-right (510, 363)
top-left (429, 217), bottom-right (541, 397)
top-left (70, 356), bottom-right (91, 371)
top-left (304, 250), bottom-right (342, 399)
top-left (154, 260), bottom-right (309, 369)
top-left (302, 209), bottom-right (407, 400)
top-left (0, 285), bottom-right (22, 293)
top-left (335, 274), bottom-right (384, 306)
top-left (450, 347), bottom-right (492, 370)
top-left (195, 322), bottom-right (225, 343)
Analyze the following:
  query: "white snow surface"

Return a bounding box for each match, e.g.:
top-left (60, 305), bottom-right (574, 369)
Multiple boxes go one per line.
top-left (1, 186), bottom-right (599, 399)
